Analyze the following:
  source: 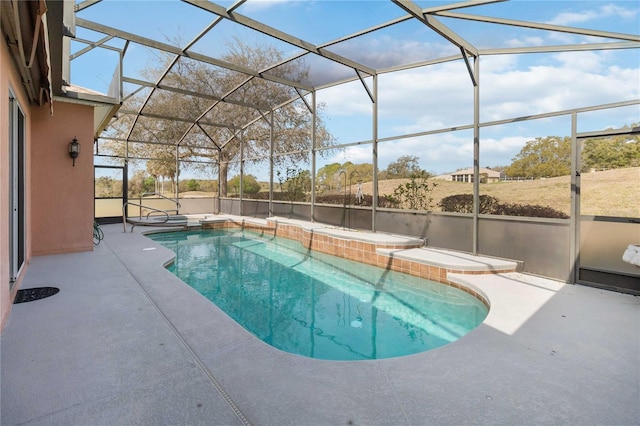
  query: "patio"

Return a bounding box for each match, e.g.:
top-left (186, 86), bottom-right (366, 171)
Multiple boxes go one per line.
top-left (1, 222), bottom-right (638, 425)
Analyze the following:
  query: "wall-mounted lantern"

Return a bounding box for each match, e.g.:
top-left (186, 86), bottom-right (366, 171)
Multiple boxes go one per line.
top-left (69, 137), bottom-right (80, 167)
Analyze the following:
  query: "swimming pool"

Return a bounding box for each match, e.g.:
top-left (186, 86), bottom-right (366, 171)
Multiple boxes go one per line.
top-left (150, 228), bottom-right (488, 361)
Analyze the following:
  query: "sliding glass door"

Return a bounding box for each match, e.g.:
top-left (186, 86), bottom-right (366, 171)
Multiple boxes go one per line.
top-left (9, 91), bottom-right (26, 286)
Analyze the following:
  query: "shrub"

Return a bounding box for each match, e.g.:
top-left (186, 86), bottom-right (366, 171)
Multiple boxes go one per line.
top-left (387, 171), bottom-right (437, 211)
top-left (238, 191), bottom-right (308, 201)
top-left (492, 203), bottom-right (569, 219)
top-left (438, 194), bottom-right (500, 214)
top-left (439, 194), bottom-right (568, 218)
top-left (314, 194), bottom-right (398, 208)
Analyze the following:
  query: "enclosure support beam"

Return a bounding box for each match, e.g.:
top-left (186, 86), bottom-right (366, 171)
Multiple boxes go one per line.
top-left (356, 70), bottom-right (374, 103)
top-left (311, 91), bottom-right (317, 222)
top-left (295, 88), bottom-right (313, 114)
top-left (372, 74), bottom-right (379, 233)
top-left (569, 112), bottom-right (579, 284)
top-left (239, 131), bottom-right (244, 217)
top-left (392, 0), bottom-right (478, 56)
top-left (175, 145), bottom-right (180, 210)
top-left (460, 47), bottom-right (477, 87)
top-left (436, 10), bottom-right (640, 43)
top-left (269, 111), bottom-right (274, 218)
top-left (216, 147), bottom-right (222, 214)
top-left (472, 56), bottom-right (480, 256)
top-left (70, 35), bottom-right (114, 60)
top-left (75, 0), bottom-right (102, 12)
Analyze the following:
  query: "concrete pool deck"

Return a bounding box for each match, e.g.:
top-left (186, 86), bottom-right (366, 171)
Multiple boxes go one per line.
top-left (1, 222), bottom-right (639, 425)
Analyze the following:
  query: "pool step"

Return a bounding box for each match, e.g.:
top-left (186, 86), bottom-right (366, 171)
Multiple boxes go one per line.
top-left (376, 247), bottom-right (519, 273)
top-left (375, 247), bottom-right (519, 285)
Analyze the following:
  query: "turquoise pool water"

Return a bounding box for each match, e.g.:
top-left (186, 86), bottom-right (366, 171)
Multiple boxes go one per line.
top-left (149, 229), bottom-right (488, 361)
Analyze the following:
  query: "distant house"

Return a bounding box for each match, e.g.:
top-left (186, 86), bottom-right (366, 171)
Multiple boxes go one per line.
top-left (449, 167), bottom-right (501, 183)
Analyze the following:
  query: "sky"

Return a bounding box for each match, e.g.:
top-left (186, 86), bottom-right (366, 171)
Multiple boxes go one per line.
top-left (73, 0), bottom-right (640, 179)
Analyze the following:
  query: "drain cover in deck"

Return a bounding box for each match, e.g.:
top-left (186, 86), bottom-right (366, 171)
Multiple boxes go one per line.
top-left (13, 287), bottom-right (60, 304)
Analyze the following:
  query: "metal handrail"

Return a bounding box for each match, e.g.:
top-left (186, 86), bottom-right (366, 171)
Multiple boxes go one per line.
top-left (122, 202), bottom-right (170, 232)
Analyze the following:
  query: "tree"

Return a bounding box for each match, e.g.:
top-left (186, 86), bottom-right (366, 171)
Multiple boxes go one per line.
top-left (316, 162), bottom-right (374, 193)
top-left (128, 170), bottom-right (156, 198)
top-left (199, 180), bottom-right (218, 193)
top-left (146, 151), bottom-right (179, 194)
top-left (186, 179), bottom-right (200, 191)
top-left (95, 176), bottom-right (117, 198)
top-left (316, 163), bottom-right (342, 192)
top-left (582, 134), bottom-right (640, 172)
top-left (277, 168), bottom-right (311, 201)
top-left (505, 136), bottom-right (571, 179)
top-left (228, 174), bottom-right (261, 195)
top-left (143, 176), bottom-right (156, 193)
top-left (350, 162), bottom-right (374, 184)
top-left (103, 37), bottom-right (335, 197)
top-left (380, 155), bottom-right (423, 180)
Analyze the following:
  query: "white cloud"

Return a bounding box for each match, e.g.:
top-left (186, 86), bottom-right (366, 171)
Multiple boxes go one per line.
top-left (548, 10), bottom-right (598, 26)
top-left (480, 55), bottom-right (520, 73)
top-left (479, 51), bottom-right (638, 121)
top-left (341, 145), bottom-right (372, 164)
top-left (547, 3), bottom-right (638, 26)
top-left (504, 36), bottom-right (545, 48)
top-left (480, 136), bottom-right (530, 155)
top-left (552, 51), bottom-right (605, 72)
top-left (600, 3), bottom-right (638, 20)
top-left (318, 80), bottom-right (372, 116)
top-left (377, 62), bottom-right (474, 126)
top-left (321, 128), bottom-right (535, 174)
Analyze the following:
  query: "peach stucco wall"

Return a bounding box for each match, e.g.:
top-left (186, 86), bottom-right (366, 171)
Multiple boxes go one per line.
top-left (31, 101), bottom-right (94, 256)
top-left (1, 38), bottom-right (32, 330)
top-left (2, 38), bottom-right (95, 331)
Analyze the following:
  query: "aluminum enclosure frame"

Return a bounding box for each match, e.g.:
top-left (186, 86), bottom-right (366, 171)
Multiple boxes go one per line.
top-left (70, 1), bottom-right (640, 287)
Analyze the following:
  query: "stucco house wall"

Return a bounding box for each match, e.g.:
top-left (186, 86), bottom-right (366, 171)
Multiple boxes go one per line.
top-left (1, 38), bottom-right (95, 331)
top-left (1, 38), bottom-right (33, 330)
top-left (31, 101), bottom-right (94, 256)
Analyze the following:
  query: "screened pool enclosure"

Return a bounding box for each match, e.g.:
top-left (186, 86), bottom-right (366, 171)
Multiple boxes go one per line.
top-left (68, 1), bottom-right (640, 293)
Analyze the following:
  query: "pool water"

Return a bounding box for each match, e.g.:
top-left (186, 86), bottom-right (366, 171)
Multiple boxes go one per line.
top-left (149, 229), bottom-right (488, 361)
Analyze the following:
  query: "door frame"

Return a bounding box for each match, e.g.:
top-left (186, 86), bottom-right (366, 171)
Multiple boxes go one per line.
top-left (94, 164), bottom-right (128, 225)
top-left (8, 90), bottom-right (26, 286)
top-left (572, 123), bottom-right (640, 293)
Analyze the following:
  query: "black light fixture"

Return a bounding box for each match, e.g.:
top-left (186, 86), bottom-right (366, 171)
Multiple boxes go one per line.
top-left (69, 137), bottom-right (80, 167)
